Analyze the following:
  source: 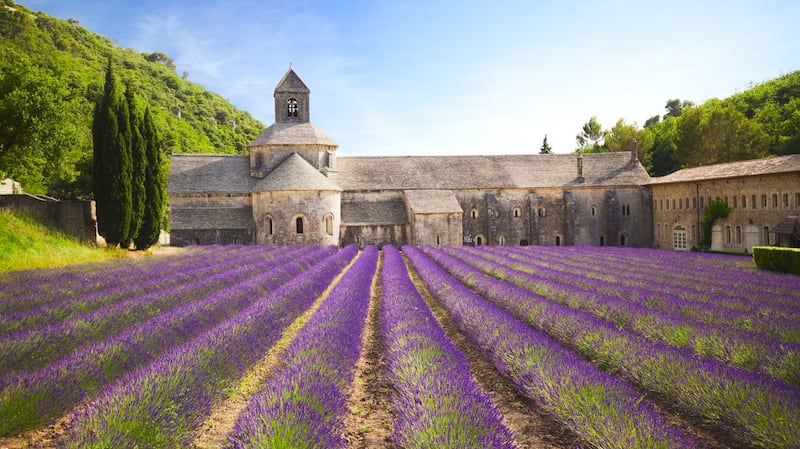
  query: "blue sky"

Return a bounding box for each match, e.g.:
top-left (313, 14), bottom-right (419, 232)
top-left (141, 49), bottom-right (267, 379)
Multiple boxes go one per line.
top-left (22, 0), bottom-right (800, 156)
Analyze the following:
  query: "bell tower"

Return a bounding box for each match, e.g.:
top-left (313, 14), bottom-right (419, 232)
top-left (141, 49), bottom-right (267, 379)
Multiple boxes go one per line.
top-left (274, 67), bottom-right (310, 123)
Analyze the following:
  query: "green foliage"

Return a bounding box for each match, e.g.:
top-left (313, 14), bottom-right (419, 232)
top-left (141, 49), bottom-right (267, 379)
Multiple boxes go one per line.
top-left (0, 210), bottom-right (124, 273)
top-left (604, 118), bottom-right (655, 169)
top-left (752, 246), bottom-right (800, 274)
top-left (127, 86), bottom-right (146, 245)
top-left (539, 134), bottom-right (552, 154)
top-left (701, 198), bottom-right (731, 248)
top-left (575, 116), bottom-right (605, 152)
top-left (134, 107), bottom-right (167, 250)
top-left (0, 1), bottom-right (263, 198)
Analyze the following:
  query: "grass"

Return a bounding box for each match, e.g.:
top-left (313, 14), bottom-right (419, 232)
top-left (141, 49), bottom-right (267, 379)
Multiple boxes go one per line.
top-left (0, 210), bottom-right (126, 273)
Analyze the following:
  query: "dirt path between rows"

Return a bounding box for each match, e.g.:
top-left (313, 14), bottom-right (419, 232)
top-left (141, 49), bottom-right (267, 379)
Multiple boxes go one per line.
top-left (403, 256), bottom-right (586, 449)
top-left (191, 252), bottom-right (363, 448)
top-left (343, 252), bottom-right (396, 449)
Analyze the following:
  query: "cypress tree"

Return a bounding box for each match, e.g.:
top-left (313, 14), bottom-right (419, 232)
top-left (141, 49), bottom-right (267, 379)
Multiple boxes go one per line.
top-left (134, 107), bottom-right (166, 250)
top-left (126, 86), bottom-right (146, 245)
top-left (92, 61), bottom-right (132, 247)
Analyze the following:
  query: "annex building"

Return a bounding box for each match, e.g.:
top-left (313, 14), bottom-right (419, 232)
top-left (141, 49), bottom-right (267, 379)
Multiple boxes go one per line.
top-left (168, 68), bottom-right (800, 251)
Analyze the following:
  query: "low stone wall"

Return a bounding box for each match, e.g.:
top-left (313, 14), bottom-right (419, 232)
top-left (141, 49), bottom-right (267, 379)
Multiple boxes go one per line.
top-left (0, 194), bottom-right (99, 244)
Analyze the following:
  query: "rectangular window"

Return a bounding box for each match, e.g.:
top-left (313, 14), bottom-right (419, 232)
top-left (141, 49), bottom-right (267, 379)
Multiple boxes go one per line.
top-left (742, 195), bottom-right (746, 209)
top-left (679, 198), bottom-right (683, 210)
top-left (773, 194), bottom-right (778, 208)
top-left (691, 224), bottom-right (696, 243)
top-left (700, 197), bottom-right (705, 209)
top-left (764, 226), bottom-right (770, 245)
top-left (752, 195), bottom-right (757, 209)
top-left (725, 225), bottom-right (731, 244)
top-left (672, 199), bottom-right (676, 210)
top-left (660, 199), bottom-right (663, 211)
top-left (762, 195), bottom-right (768, 208)
top-left (693, 197), bottom-right (697, 209)
top-left (784, 193), bottom-right (789, 208)
top-left (736, 226), bottom-right (742, 245)
top-left (733, 196), bottom-right (737, 208)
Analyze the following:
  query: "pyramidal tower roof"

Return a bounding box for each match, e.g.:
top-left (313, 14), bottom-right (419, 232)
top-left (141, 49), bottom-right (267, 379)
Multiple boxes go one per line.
top-left (274, 67), bottom-right (309, 94)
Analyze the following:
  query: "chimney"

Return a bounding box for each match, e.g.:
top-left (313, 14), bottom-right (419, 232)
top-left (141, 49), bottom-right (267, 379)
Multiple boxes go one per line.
top-left (631, 137), bottom-right (639, 163)
top-left (577, 154), bottom-right (584, 179)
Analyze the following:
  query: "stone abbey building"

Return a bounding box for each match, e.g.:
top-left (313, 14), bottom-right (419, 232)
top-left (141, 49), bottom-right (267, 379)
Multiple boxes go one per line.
top-left (168, 68), bottom-right (800, 250)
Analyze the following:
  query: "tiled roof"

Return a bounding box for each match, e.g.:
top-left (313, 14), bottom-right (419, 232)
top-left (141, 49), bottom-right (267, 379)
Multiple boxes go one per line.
top-left (773, 216), bottom-right (800, 237)
top-left (335, 152), bottom-right (651, 190)
top-left (253, 153), bottom-right (341, 192)
top-left (403, 190), bottom-right (463, 214)
top-left (649, 154), bottom-right (800, 185)
top-left (248, 123), bottom-right (336, 146)
top-left (168, 154), bottom-right (251, 194)
top-left (275, 68), bottom-right (309, 93)
top-left (341, 198), bottom-right (408, 225)
top-left (170, 207), bottom-right (254, 230)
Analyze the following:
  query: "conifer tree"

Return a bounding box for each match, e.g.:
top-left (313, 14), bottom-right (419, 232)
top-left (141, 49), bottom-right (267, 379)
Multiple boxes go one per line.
top-left (93, 62), bottom-right (132, 247)
top-left (539, 134), bottom-right (553, 154)
top-left (126, 86), bottom-right (146, 245)
top-left (134, 107), bottom-right (166, 250)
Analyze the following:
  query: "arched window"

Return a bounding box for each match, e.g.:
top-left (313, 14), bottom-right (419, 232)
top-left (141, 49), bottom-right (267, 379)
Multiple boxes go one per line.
top-left (296, 216), bottom-right (304, 234)
top-left (287, 98), bottom-right (298, 118)
top-left (673, 225), bottom-right (687, 250)
top-left (325, 214), bottom-right (333, 235)
top-left (555, 235), bottom-right (561, 246)
top-left (265, 216), bottom-right (273, 235)
top-left (470, 208), bottom-right (478, 219)
top-left (498, 235), bottom-right (506, 245)
top-left (620, 234), bottom-right (627, 246)
top-left (436, 235), bottom-right (441, 246)
top-left (475, 235), bottom-right (484, 246)
top-left (512, 207), bottom-right (521, 218)
top-left (600, 235), bottom-right (605, 246)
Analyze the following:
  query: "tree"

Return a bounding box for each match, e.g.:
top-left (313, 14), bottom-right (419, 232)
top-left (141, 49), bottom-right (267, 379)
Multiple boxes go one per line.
top-left (575, 116), bottom-right (605, 152)
top-left (701, 198), bottom-right (731, 248)
top-left (134, 107), bottom-right (166, 250)
top-left (664, 99), bottom-right (695, 119)
top-left (93, 62), bottom-right (132, 247)
top-left (604, 119), bottom-right (655, 169)
top-left (126, 85), bottom-right (146, 245)
top-left (539, 134), bottom-right (552, 154)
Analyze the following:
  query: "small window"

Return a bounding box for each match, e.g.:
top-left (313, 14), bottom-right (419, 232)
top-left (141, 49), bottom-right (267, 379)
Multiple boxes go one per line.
top-left (762, 194), bottom-right (768, 208)
top-left (685, 197), bottom-right (689, 209)
top-left (692, 197), bottom-right (697, 209)
top-left (772, 194), bottom-right (778, 208)
top-left (600, 235), bottom-right (605, 246)
top-left (498, 235), bottom-right (506, 245)
top-left (591, 205), bottom-right (597, 216)
top-left (538, 207), bottom-right (546, 217)
top-left (266, 216), bottom-right (273, 235)
top-left (691, 224), bottom-right (696, 244)
top-left (620, 234), bottom-right (627, 246)
top-left (732, 196), bottom-right (737, 208)
top-left (659, 199), bottom-right (663, 210)
top-left (736, 225), bottom-right (742, 245)
top-left (296, 216), bottom-right (304, 234)
top-left (512, 207), bottom-right (522, 218)
top-left (325, 214), bottom-right (333, 235)
top-left (764, 226), bottom-right (770, 245)
top-left (287, 98), bottom-right (298, 117)
top-left (436, 235), bottom-right (441, 246)
top-left (741, 195), bottom-right (746, 209)
top-left (752, 195), bottom-right (757, 209)
top-left (475, 235), bottom-right (484, 246)
top-left (796, 193), bottom-right (800, 208)
top-left (471, 208), bottom-right (479, 219)
top-left (700, 197), bottom-right (704, 209)
top-left (725, 225), bottom-right (731, 244)
top-left (555, 235), bottom-right (561, 246)
top-left (784, 193), bottom-right (789, 208)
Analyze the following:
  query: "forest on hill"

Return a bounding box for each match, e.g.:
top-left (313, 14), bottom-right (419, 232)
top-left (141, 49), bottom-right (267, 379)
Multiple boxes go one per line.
top-left (0, 0), bottom-right (264, 198)
top-left (575, 70), bottom-right (800, 176)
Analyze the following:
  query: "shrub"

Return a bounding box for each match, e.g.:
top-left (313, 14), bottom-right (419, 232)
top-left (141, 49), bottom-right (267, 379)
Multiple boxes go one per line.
top-left (753, 246), bottom-right (800, 274)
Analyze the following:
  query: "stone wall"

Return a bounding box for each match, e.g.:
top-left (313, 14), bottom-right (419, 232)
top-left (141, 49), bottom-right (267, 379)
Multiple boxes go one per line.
top-left (251, 190), bottom-right (341, 246)
top-left (651, 172), bottom-right (800, 252)
top-left (0, 194), bottom-right (99, 244)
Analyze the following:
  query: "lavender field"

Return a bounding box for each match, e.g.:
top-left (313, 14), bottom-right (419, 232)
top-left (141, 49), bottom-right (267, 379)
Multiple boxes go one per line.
top-left (0, 244), bottom-right (798, 449)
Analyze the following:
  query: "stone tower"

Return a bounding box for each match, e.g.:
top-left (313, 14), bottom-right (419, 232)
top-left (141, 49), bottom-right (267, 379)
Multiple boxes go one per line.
top-left (247, 68), bottom-right (338, 178)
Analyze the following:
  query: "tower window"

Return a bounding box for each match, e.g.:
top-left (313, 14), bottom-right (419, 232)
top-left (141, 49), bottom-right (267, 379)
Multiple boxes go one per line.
top-left (296, 216), bottom-right (304, 234)
top-left (287, 98), bottom-right (298, 118)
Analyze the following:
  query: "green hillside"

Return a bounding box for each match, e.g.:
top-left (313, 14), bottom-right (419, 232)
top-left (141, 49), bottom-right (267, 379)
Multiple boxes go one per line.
top-left (0, 210), bottom-right (125, 272)
top-left (0, 0), bottom-right (264, 198)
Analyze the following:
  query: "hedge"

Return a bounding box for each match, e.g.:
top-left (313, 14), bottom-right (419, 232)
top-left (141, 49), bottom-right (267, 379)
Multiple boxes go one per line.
top-left (752, 246), bottom-right (800, 274)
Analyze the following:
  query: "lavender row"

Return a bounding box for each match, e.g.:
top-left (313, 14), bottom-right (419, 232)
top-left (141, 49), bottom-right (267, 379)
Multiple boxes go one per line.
top-left (0, 245), bottom-right (295, 336)
top-left (226, 245), bottom-right (377, 449)
top-left (425, 246), bottom-right (800, 449)
top-left (466, 246), bottom-right (800, 343)
top-left (404, 245), bottom-right (701, 449)
top-left (379, 245), bottom-right (514, 449)
top-left (0, 244), bottom-right (255, 314)
top-left (502, 245), bottom-right (800, 313)
top-left (0, 245), bottom-right (337, 437)
top-left (442, 246), bottom-right (800, 385)
top-left (0, 245), bottom-right (311, 375)
top-left (542, 245), bottom-right (800, 301)
top-left (61, 244), bottom-right (357, 448)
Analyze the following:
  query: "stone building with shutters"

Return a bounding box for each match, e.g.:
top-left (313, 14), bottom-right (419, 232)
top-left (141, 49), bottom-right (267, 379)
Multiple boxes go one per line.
top-left (167, 68), bottom-right (655, 248)
top-left (650, 154), bottom-right (800, 252)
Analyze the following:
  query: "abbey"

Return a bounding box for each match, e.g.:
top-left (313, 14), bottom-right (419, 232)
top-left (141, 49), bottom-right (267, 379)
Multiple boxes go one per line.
top-left (168, 68), bottom-right (800, 250)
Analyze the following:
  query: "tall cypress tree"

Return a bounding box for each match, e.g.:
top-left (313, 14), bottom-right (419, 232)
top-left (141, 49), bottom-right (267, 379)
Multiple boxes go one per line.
top-left (134, 107), bottom-right (166, 250)
top-left (126, 85), bottom-right (146, 245)
top-left (92, 61), bottom-right (132, 247)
